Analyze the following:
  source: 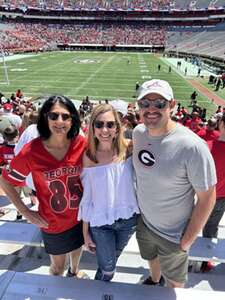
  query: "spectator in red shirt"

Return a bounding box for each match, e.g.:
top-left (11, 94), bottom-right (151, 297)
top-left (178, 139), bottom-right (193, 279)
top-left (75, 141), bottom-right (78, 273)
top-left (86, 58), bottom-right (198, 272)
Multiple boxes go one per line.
top-left (175, 108), bottom-right (183, 120)
top-left (197, 118), bottom-right (220, 142)
top-left (16, 89), bottom-right (23, 99)
top-left (200, 113), bottom-right (225, 272)
top-left (185, 111), bottom-right (202, 133)
top-left (0, 125), bottom-right (19, 218)
top-left (181, 106), bottom-right (188, 116)
top-left (0, 125), bottom-right (19, 171)
top-left (203, 113), bottom-right (225, 238)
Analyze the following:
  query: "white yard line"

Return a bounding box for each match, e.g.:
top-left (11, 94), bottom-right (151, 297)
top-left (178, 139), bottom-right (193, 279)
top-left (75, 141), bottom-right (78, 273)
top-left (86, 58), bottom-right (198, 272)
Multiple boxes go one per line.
top-left (73, 55), bottom-right (115, 94)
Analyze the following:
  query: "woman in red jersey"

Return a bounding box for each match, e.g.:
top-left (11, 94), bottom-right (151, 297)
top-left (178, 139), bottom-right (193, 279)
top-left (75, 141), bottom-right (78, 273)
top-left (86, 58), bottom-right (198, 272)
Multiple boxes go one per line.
top-left (0, 95), bottom-right (86, 277)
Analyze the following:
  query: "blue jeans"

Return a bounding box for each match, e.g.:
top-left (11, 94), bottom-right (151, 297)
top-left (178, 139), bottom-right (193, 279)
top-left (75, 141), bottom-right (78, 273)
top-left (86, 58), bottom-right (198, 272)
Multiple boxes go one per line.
top-left (90, 214), bottom-right (137, 281)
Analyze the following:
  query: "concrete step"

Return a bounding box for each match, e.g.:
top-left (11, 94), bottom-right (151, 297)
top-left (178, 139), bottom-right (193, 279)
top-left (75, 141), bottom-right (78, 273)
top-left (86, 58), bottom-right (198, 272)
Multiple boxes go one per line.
top-left (1, 249), bottom-right (225, 292)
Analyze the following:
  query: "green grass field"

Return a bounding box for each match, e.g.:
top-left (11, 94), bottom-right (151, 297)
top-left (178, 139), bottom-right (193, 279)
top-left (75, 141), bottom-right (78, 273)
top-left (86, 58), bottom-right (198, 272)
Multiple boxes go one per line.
top-left (1, 51), bottom-right (224, 116)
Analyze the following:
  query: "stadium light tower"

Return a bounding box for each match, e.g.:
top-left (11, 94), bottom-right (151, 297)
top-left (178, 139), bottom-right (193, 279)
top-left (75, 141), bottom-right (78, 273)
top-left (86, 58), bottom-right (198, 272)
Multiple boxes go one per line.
top-left (0, 43), bottom-right (10, 85)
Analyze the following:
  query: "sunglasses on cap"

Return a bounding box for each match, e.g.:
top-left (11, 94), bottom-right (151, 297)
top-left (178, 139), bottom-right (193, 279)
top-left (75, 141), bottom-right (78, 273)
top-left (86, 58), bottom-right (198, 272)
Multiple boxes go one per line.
top-left (47, 112), bottom-right (72, 121)
top-left (138, 98), bottom-right (168, 110)
top-left (94, 120), bottom-right (116, 129)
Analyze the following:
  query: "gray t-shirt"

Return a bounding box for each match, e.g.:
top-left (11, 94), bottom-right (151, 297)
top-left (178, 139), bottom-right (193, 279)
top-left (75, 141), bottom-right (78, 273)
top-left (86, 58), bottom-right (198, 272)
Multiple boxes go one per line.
top-left (133, 123), bottom-right (217, 243)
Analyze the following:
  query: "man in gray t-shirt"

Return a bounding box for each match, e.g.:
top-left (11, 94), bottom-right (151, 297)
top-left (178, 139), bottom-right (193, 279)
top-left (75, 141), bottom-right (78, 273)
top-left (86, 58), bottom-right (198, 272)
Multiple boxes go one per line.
top-left (133, 79), bottom-right (216, 288)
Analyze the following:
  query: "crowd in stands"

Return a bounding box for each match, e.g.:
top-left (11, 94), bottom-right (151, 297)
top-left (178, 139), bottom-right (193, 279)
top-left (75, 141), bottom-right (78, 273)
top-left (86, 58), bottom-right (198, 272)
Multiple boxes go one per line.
top-left (0, 90), bottom-right (37, 136)
top-left (1, 87), bottom-right (224, 143)
top-left (0, 0), bottom-right (221, 10)
top-left (1, 87), bottom-right (223, 143)
top-left (0, 0), bottom-right (176, 11)
top-left (0, 25), bottom-right (45, 52)
top-left (172, 97), bottom-right (225, 142)
top-left (0, 22), bottom-right (166, 52)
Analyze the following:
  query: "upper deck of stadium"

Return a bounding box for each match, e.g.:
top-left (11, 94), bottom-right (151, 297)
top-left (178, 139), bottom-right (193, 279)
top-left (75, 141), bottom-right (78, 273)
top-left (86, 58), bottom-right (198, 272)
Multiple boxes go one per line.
top-left (0, 0), bottom-right (225, 12)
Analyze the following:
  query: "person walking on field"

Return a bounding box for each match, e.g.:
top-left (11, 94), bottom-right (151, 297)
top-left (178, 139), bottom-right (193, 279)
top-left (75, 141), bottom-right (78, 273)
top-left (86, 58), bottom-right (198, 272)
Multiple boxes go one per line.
top-left (190, 90), bottom-right (198, 106)
top-left (133, 79), bottom-right (216, 288)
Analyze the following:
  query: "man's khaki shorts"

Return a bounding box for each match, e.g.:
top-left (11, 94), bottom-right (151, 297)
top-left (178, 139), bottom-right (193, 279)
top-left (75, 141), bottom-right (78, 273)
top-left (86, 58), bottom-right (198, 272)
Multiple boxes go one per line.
top-left (136, 216), bottom-right (188, 284)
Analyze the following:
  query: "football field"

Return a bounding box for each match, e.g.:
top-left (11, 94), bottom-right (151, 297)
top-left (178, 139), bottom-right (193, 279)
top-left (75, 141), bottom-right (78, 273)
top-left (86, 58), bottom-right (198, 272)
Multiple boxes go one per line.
top-left (0, 51), bottom-right (222, 116)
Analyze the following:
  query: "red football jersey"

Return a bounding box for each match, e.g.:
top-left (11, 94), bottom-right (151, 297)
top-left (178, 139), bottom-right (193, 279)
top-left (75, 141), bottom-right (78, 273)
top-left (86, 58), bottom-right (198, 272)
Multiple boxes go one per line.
top-left (0, 144), bottom-right (15, 166)
top-left (2, 136), bottom-right (86, 233)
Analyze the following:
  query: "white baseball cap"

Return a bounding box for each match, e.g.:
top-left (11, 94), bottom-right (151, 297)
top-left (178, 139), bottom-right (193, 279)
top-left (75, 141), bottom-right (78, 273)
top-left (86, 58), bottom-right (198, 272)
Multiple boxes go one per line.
top-left (137, 79), bottom-right (174, 101)
top-left (110, 99), bottom-right (128, 116)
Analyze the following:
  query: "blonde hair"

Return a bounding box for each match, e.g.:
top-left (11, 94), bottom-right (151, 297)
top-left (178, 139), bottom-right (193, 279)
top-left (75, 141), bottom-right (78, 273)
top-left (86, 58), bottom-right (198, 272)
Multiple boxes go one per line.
top-left (21, 111), bottom-right (39, 130)
top-left (86, 104), bottom-right (127, 163)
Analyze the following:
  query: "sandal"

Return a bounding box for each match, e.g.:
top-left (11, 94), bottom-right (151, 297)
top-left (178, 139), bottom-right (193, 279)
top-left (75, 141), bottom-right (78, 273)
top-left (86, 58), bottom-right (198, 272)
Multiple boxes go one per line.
top-left (0, 208), bottom-right (10, 217)
top-left (66, 267), bottom-right (89, 279)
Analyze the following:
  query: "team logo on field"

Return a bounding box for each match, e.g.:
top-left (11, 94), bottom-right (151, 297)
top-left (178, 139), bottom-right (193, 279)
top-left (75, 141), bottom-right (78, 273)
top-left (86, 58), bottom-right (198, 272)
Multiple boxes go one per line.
top-left (138, 150), bottom-right (155, 167)
top-left (73, 59), bottom-right (101, 64)
top-left (142, 76), bottom-right (152, 79)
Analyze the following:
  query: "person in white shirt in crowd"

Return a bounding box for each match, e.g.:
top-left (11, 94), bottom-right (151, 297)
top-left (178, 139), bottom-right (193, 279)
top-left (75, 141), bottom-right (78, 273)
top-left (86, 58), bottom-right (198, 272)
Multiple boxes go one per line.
top-left (1, 103), bottom-right (22, 130)
top-left (14, 123), bottom-right (39, 201)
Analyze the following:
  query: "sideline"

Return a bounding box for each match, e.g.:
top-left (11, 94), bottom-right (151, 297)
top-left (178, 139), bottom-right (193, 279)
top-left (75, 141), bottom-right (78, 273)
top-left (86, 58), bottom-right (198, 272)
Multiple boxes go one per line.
top-left (0, 53), bottom-right (38, 63)
top-left (161, 57), bottom-right (225, 107)
top-left (188, 79), bottom-right (225, 106)
top-left (161, 57), bottom-right (216, 78)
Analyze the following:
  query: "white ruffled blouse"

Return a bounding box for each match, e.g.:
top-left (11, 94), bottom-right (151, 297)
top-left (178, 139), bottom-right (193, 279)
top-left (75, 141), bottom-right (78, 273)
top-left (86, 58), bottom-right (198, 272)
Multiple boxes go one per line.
top-left (78, 157), bottom-right (139, 227)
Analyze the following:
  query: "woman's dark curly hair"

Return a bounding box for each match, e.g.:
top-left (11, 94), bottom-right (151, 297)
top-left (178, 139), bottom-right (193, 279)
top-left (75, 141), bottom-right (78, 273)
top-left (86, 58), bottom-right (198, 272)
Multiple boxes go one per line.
top-left (37, 95), bottom-right (81, 139)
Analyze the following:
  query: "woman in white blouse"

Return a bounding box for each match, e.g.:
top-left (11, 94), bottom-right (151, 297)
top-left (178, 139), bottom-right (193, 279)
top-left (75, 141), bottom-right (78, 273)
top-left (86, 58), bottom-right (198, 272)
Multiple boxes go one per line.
top-left (78, 104), bottom-right (139, 281)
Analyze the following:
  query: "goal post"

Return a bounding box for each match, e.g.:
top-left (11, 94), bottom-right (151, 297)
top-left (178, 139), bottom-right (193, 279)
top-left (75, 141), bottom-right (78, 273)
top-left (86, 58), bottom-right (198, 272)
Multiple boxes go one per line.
top-left (0, 44), bottom-right (10, 85)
